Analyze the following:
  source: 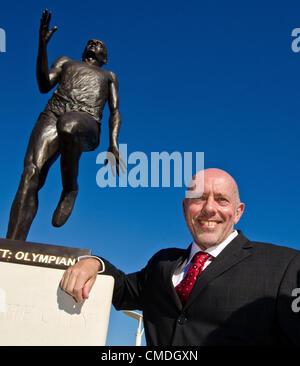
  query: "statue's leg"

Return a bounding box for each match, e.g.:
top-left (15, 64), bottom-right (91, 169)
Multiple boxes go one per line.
top-left (52, 111), bottom-right (100, 227)
top-left (6, 112), bottom-right (59, 241)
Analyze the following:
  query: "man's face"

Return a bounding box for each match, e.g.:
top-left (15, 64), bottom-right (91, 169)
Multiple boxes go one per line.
top-left (183, 170), bottom-right (244, 250)
top-left (83, 39), bottom-right (107, 66)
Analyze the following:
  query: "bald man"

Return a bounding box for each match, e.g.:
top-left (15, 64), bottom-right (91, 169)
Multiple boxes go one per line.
top-left (60, 168), bottom-right (300, 346)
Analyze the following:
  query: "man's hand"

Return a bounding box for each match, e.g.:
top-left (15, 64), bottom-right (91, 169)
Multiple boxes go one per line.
top-left (60, 258), bottom-right (101, 303)
top-left (104, 144), bottom-right (126, 176)
top-left (39, 9), bottom-right (58, 44)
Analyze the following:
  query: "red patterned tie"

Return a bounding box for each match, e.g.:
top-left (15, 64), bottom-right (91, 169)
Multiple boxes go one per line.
top-left (175, 252), bottom-right (211, 305)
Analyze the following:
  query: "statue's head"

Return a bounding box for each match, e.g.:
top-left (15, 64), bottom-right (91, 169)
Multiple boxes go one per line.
top-left (82, 39), bottom-right (108, 66)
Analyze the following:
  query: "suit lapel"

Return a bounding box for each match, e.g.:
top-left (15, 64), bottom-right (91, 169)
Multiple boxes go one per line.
top-left (184, 232), bottom-right (253, 310)
top-left (162, 245), bottom-right (191, 310)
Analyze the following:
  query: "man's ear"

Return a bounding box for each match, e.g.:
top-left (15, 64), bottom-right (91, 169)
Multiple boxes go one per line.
top-left (234, 202), bottom-right (245, 225)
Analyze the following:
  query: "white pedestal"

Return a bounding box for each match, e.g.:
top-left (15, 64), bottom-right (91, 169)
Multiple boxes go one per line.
top-left (0, 262), bottom-right (114, 346)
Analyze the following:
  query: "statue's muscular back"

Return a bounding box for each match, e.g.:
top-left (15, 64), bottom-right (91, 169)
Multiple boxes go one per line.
top-left (46, 57), bottom-right (115, 121)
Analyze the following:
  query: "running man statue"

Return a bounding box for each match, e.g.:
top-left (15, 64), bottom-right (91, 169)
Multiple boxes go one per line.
top-left (6, 10), bottom-right (123, 240)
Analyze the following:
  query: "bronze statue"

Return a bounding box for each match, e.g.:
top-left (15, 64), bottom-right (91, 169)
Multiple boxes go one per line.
top-left (6, 10), bottom-right (123, 241)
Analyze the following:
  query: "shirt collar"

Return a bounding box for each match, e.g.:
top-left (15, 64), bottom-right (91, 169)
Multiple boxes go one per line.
top-left (187, 230), bottom-right (238, 264)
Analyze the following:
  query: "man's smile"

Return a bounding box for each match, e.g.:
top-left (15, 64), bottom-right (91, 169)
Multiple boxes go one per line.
top-left (195, 219), bottom-right (222, 229)
top-left (200, 220), bottom-right (216, 227)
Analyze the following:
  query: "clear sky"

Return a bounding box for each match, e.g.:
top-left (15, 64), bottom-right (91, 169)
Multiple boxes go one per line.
top-left (1, 0), bottom-right (300, 346)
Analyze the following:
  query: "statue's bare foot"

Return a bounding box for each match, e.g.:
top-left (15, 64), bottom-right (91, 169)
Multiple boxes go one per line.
top-left (52, 189), bottom-right (78, 227)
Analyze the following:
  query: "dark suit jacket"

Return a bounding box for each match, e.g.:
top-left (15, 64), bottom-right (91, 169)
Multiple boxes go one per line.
top-left (101, 231), bottom-right (300, 346)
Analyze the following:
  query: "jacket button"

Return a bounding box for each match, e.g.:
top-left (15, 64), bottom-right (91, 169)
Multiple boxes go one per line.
top-left (177, 314), bottom-right (187, 325)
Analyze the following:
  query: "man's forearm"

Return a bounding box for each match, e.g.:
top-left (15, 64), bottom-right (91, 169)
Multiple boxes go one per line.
top-left (100, 257), bottom-right (144, 311)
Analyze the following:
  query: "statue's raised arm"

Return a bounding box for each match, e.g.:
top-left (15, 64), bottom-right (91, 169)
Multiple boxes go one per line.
top-left (36, 9), bottom-right (58, 93)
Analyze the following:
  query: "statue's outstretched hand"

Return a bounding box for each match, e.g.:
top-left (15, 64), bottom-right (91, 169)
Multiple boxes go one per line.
top-left (39, 9), bottom-right (58, 44)
top-left (104, 144), bottom-right (126, 177)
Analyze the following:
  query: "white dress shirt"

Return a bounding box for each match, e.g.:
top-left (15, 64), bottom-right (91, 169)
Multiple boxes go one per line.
top-left (172, 230), bottom-right (238, 287)
top-left (78, 255), bottom-right (105, 273)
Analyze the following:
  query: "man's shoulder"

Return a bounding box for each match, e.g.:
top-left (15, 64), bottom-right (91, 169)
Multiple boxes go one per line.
top-left (149, 247), bottom-right (187, 263)
top-left (246, 237), bottom-right (300, 263)
top-left (238, 231), bottom-right (298, 253)
top-left (250, 239), bottom-right (298, 253)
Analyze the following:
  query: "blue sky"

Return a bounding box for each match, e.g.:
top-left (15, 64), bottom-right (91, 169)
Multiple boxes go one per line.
top-left (1, 0), bottom-right (300, 345)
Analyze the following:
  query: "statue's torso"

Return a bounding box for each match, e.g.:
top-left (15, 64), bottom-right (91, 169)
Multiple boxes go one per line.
top-left (45, 61), bottom-right (110, 121)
